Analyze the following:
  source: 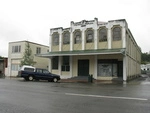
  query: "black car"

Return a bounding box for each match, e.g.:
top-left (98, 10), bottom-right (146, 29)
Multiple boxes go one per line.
top-left (18, 66), bottom-right (60, 82)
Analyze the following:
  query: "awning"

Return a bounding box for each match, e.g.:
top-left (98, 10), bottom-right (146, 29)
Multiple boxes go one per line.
top-left (36, 48), bottom-right (126, 58)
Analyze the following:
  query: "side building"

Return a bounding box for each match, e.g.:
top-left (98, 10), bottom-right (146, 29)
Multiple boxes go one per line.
top-left (38, 18), bottom-right (141, 81)
top-left (0, 57), bottom-right (8, 77)
top-left (7, 41), bottom-right (49, 77)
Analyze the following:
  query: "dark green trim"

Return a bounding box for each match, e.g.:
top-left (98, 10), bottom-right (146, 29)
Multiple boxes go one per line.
top-left (36, 48), bottom-right (126, 57)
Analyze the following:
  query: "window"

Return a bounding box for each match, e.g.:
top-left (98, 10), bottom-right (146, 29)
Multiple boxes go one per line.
top-left (98, 59), bottom-right (118, 77)
top-left (86, 29), bottom-right (94, 43)
top-left (53, 33), bottom-right (59, 46)
top-left (99, 28), bottom-right (107, 42)
top-left (98, 63), bottom-right (112, 76)
top-left (12, 45), bottom-right (21, 53)
top-left (113, 27), bottom-right (121, 41)
top-left (74, 30), bottom-right (81, 44)
top-left (11, 64), bottom-right (20, 71)
top-left (36, 47), bottom-right (41, 54)
top-left (63, 32), bottom-right (70, 44)
top-left (52, 56), bottom-right (58, 69)
top-left (62, 56), bottom-right (70, 71)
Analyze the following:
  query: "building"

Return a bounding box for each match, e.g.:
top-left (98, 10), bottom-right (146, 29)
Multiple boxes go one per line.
top-left (38, 18), bottom-right (141, 81)
top-left (8, 41), bottom-right (49, 77)
top-left (0, 57), bottom-right (8, 77)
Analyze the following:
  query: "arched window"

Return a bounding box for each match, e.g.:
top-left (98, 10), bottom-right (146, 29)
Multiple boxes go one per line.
top-left (99, 28), bottom-right (107, 42)
top-left (52, 33), bottom-right (59, 46)
top-left (74, 30), bottom-right (81, 44)
top-left (113, 27), bottom-right (121, 41)
top-left (86, 29), bottom-right (94, 43)
top-left (63, 31), bottom-right (70, 44)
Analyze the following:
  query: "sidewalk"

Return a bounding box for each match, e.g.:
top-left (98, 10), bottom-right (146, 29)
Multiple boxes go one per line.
top-left (59, 77), bottom-right (123, 84)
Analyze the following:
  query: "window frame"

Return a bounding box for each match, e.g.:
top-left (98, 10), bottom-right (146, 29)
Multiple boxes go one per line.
top-left (99, 28), bottom-right (107, 42)
top-left (86, 29), bottom-right (94, 43)
top-left (12, 45), bottom-right (21, 53)
top-left (74, 30), bottom-right (82, 44)
top-left (52, 33), bottom-right (59, 46)
top-left (36, 47), bottom-right (41, 54)
top-left (11, 64), bottom-right (20, 71)
top-left (63, 31), bottom-right (70, 45)
top-left (112, 26), bottom-right (122, 41)
top-left (61, 56), bottom-right (70, 71)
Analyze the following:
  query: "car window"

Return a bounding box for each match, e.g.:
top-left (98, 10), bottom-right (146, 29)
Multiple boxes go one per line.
top-left (37, 69), bottom-right (43, 73)
top-left (43, 69), bottom-right (50, 74)
top-left (24, 68), bottom-right (35, 72)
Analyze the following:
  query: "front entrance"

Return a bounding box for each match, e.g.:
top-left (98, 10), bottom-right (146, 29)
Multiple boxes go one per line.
top-left (78, 60), bottom-right (89, 76)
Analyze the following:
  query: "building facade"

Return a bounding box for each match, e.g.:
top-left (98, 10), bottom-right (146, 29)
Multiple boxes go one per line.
top-left (8, 41), bottom-right (49, 77)
top-left (0, 57), bottom-right (8, 77)
top-left (38, 18), bottom-right (141, 81)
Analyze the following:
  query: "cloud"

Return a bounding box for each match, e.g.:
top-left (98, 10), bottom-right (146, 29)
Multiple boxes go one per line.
top-left (0, 0), bottom-right (150, 57)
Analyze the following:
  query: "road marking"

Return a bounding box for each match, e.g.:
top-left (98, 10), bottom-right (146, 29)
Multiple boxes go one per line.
top-left (65, 93), bottom-right (148, 101)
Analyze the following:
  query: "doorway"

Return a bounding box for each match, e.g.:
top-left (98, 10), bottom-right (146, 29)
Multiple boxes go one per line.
top-left (78, 60), bottom-right (89, 76)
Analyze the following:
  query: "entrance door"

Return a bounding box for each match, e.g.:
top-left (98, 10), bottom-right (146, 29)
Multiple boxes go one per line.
top-left (118, 61), bottom-right (123, 77)
top-left (78, 60), bottom-right (89, 76)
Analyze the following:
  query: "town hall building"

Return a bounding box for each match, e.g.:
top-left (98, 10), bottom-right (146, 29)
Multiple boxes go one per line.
top-left (38, 18), bottom-right (141, 81)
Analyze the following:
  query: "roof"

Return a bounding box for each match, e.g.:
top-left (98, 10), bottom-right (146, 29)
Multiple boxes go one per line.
top-left (9, 40), bottom-right (49, 48)
top-left (36, 48), bottom-right (125, 58)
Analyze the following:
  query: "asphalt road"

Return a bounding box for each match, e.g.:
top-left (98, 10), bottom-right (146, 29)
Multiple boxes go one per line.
top-left (0, 75), bottom-right (150, 113)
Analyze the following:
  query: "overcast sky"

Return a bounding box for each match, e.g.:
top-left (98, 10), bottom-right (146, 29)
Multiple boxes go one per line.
top-left (0, 0), bottom-right (150, 57)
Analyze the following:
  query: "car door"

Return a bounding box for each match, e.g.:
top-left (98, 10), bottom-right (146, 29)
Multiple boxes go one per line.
top-left (35, 69), bottom-right (45, 79)
top-left (42, 69), bottom-right (53, 80)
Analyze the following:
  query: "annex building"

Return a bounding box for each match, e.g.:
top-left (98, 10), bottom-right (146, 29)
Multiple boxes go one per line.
top-left (38, 18), bottom-right (141, 81)
top-left (8, 41), bottom-right (49, 77)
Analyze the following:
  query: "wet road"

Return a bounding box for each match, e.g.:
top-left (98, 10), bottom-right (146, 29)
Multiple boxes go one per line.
top-left (0, 75), bottom-right (150, 113)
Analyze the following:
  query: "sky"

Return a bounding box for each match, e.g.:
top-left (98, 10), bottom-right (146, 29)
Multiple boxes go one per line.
top-left (0, 0), bottom-right (150, 57)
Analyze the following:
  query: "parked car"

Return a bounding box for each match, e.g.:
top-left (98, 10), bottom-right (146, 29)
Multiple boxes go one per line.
top-left (18, 65), bottom-right (60, 82)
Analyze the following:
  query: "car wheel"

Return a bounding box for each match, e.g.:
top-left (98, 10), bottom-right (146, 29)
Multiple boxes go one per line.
top-left (28, 75), bottom-right (34, 81)
top-left (53, 78), bottom-right (58, 82)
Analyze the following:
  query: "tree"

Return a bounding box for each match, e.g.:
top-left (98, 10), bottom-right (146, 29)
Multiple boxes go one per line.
top-left (141, 52), bottom-right (150, 64)
top-left (0, 56), bottom-right (3, 59)
top-left (20, 42), bottom-right (36, 67)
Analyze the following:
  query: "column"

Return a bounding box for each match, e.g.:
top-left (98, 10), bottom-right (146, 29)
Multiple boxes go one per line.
top-left (59, 33), bottom-right (62, 51)
top-left (94, 55), bottom-right (98, 79)
top-left (123, 55), bottom-right (127, 81)
top-left (122, 27), bottom-right (126, 48)
top-left (108, 28), bottom-right (111, 49)
top-left (49, 34), bottom-right (52, 52)
top-left (82, 29), bottom-right (85, 50)
top-left (94, 29), bottom-right (98, 49)
top-left (70, 56), bottom-right (73, 78)
top-left (59, 56), bottom-right (62, 75)
top-left (48, 58), bottom-right (52, 72)
top-left (70, 32), bottom-right (73, 51)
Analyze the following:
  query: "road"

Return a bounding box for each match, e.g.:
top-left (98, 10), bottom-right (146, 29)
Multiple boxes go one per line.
top-left (0, 75), bottom-right (150, 113)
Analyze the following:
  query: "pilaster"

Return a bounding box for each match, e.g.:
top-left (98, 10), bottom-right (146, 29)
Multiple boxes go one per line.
top-left (108, 28), bottom-right (111, 49)
top-left (94, 29), bottom-right (98, 49)
top-left (122, 27), bottom-right (126, 48)
top-left (59, 33), bottom-right (62, 51)
top-left (82, 30), bottom-right (85, 50)
top-left (58, 56), bottom-right (62, 75)
top-left (70, 33), bottom-right (73, 51)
